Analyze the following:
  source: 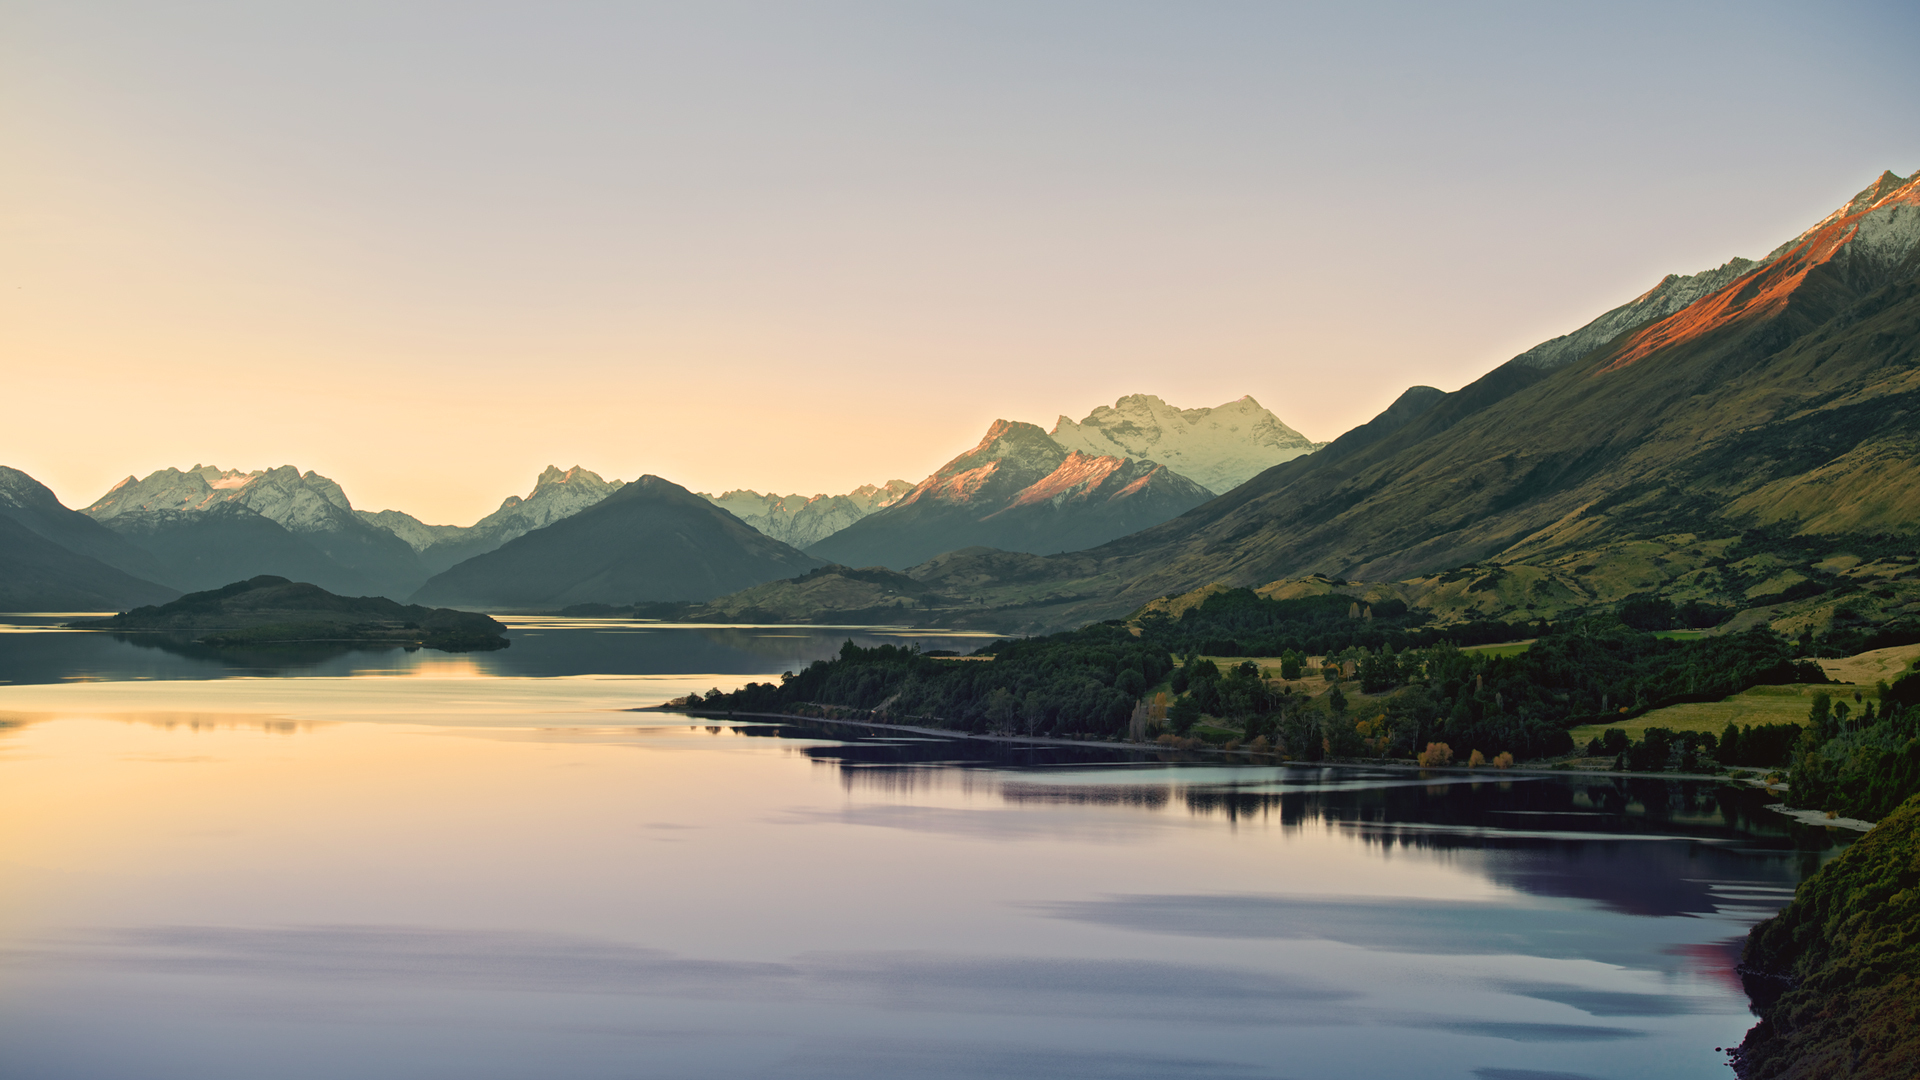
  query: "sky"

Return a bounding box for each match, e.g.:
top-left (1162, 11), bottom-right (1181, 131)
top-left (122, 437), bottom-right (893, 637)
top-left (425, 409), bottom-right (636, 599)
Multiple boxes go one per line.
top-left (4, 1), bottom-right (1917, 525)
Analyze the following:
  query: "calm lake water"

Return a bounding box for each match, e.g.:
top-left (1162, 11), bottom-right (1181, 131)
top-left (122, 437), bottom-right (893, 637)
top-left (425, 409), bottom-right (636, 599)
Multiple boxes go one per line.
top-left (0, 617), bottom-right (1850, 1079)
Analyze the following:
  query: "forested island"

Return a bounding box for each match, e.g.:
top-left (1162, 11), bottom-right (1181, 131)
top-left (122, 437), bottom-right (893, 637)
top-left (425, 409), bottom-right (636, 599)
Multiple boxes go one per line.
top-left (74, 575), bottom-right (510, 651)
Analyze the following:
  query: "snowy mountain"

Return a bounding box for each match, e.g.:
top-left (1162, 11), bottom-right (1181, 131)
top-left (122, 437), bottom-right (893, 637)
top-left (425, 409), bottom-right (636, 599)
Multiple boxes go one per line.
top-left (806, 419), bottom-right (1214, 570)
top-left (85, 465), bottom-right (425, 597)
top-left (360, 466), bottom-right (626, 573)
top-left (702, 481), bottom-right (912, 548)
top-left (1049, 394), bottom-right (1321, 495)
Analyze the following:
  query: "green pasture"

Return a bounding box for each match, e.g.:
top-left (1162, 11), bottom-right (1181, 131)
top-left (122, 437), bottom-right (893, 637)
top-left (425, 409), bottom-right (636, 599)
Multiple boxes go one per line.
top-left (1567, 682), bottom-right (1845, 743)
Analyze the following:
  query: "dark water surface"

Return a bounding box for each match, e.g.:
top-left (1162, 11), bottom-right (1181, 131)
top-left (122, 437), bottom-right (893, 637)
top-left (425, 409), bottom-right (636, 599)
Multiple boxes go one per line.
top-left (0, 618), bottom-right (1851, 1079)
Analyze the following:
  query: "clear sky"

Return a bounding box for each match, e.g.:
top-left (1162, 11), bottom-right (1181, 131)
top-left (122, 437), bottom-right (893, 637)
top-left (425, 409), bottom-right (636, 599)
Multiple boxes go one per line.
top-left (4, 1), bottom-right (1916, 525)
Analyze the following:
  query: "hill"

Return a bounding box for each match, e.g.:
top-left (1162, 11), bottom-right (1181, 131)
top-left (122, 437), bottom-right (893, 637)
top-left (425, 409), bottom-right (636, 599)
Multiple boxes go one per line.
top-left (410, 475), bottom-right (825, 609)
top-left (74, 575), bottom-right (507, 650)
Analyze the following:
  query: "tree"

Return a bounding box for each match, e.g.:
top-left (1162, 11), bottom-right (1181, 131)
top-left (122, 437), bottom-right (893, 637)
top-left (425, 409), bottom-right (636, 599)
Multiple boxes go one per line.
top-left (984, 687), bottom-right (1017, 731)
top-left (1279, 650), bottom-right (1303, 680)
top-left (1418, 742), bottom-right (1453, 767)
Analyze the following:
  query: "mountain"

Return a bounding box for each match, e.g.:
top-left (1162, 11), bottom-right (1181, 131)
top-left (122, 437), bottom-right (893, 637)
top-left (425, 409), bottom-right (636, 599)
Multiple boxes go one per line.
top-left (701, 480), bottom-right (912, 549)
top-left (410, 475), bottom-right (826, 609)
top-left (847, 168), bottom-right (1920, 632)
top-left (804, 420), bottom-right (1215, 571)
top-left (0, 466), bottom-right (175, 585)
top-left (360, 466), bottom-right (626, 573)
top-left (0, 466), bottom-right (180, 611)
top-left (1049, 394), bottom-right (1321, 495)
top-left (86, 465), bottom-right (427, 597)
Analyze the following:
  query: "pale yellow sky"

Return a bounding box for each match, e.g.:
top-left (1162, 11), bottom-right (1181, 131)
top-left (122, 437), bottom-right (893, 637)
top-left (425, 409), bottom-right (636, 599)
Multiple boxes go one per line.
top-left (4, 2), bottom-right (1915, 525)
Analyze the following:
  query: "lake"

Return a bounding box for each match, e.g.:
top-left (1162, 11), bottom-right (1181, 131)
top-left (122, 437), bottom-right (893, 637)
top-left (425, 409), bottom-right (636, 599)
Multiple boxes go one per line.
top-left (0, 617), bottom-right (1849, 1079)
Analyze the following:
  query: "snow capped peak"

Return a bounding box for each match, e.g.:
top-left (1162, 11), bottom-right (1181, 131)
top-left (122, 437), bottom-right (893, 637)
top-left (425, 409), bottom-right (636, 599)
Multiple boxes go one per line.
top-left (466, 466), bottom-right (625, 539)
top-left (1049, 394), bottom-right (1318, 495)
top-left (700, 479), bottom-right (914, 548)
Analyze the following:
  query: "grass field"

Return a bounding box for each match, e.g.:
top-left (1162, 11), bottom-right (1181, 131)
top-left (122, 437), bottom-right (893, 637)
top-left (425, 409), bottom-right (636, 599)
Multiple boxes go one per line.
top-left (1460, 639), bottom-right (1536, 657)
top-left (1817, 642), bottom-right (1920, 685)
top-left (1567, 683), bottom-right (1846, 743)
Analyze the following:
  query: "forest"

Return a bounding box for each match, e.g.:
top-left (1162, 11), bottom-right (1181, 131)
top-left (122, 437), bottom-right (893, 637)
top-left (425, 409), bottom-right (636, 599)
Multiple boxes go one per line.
top-left (702, 587), bottom-right (1853, 768)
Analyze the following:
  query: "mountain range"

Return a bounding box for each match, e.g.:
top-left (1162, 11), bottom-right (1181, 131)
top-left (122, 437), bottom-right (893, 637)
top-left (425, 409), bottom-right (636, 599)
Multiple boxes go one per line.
top-left (805, 418), bottom-right (1218, 570)
top-left (86, 465), bottom-right (427, 597)
top-left (360, 466), bottom-right (626, 573)
top-left (8, 171), bottom-right (1913, 627)
top-left (700, 481), bottom-right (912, 549)
top-left (715, 168), bottom-right (1920, 634)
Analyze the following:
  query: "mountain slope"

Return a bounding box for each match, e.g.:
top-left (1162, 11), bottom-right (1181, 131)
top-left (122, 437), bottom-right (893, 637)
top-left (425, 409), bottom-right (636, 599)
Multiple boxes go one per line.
top-left (0, 513), bottom-right (180, 611)
top-left (1049, 394), bottom-right (1321, 494)
top-left (894, 169), bottom-right (1920, 631)
top-left (0, 466), bottom-right (174, 585)
top-left (410, 475), bottom-right (826, 609)
top-left (805, 420), bottom-right (1213, 570)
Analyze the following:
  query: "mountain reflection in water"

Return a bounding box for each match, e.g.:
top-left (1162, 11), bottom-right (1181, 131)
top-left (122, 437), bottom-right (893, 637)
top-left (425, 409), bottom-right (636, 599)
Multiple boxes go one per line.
top-left (0, 631), bottom-right (1856, 1080)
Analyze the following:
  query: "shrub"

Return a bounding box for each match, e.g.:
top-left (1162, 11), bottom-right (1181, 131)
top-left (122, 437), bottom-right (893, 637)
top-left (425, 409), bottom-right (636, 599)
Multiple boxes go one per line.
top-left (1418, 742), bottom-right (1453, 767)
top-left (1493, 751), bottom-right (1514, 768)
top-left (1468, 749), bottom-right (1487, 767)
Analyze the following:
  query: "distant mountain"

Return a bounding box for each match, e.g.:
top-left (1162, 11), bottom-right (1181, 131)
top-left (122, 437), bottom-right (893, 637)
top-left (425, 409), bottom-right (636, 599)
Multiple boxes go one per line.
top-left (701, 480), bottom-right (912, 548)
top-left (360, 466), bottom-right (625, 573)
top-left (410, 475), bottom-right (826, 609)
top-left (1049, 394), bottom-right (1321, 495)
top-left (805, 419), bottom-right (1215, 570)
top-left (871, 168), bottom-right (1920, 632)
top-left (86, 465), bottom-right (426, 597)
top-left (0, 467), bottom-right (179, 611)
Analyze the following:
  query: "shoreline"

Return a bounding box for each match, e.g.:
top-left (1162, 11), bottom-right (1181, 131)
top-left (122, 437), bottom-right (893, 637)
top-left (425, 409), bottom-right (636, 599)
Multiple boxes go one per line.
top-left (644, 705), bottom-right (1787, 785)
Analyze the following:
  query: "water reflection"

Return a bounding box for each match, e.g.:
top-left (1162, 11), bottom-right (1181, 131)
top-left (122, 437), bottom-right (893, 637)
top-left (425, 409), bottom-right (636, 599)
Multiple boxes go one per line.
top-left (0, 661), bottom-right (1850, 1080)
top-left (0, 616), bottom-right (996, 684)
